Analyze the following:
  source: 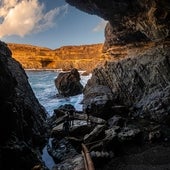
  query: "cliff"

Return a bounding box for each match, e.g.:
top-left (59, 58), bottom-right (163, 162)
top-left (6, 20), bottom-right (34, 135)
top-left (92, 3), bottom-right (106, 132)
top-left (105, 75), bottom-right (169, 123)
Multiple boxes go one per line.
top-left (0, 41), bottom-right (48, 170)
top-left (66, 0), bottom-right (170, 170)
top-left (66, 0), bottom-right (169, 50)
top-left (8, 43), bottom-right (111, 72)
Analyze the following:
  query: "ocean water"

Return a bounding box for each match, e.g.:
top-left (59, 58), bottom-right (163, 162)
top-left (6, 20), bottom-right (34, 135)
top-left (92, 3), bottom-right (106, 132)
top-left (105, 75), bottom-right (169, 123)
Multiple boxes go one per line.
top-left (26, 70), bottom-right (91, 169)
top-left (26, 70), bottom-right (91, 116)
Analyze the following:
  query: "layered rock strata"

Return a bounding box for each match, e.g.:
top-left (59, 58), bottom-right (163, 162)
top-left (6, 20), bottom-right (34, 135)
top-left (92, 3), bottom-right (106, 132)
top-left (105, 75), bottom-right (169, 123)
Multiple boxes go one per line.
top-left (55, 68), bottom-right (83, 97)
top-left (66, 0), bottom-right (170, 169)
top-left (0, 41), bottom-right (48, 170)
top-left (66, 0), bottom-right (170, 50)
top-left (8, 43), bottom-right (111, 72)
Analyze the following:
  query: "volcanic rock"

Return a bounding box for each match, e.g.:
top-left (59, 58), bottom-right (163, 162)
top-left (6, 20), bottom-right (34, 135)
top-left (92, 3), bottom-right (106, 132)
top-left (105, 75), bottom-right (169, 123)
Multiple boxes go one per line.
top-left (55, 68), bottom-right (83, 97)
top-left (66, 0), bottom-right (170, 50)
top-left (66, 0), bottom-right (170, 169)
top-left (0, 41), bottom-right (48, 170)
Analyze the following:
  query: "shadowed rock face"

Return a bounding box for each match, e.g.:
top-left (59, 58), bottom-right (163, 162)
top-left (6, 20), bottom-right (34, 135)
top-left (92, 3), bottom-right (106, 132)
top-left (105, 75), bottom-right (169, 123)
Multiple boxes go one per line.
top-left (84, 42), bottom-right (170, 121)
top-left (55, 68), bottom-right (83, 97)
top-left (66, 1), bottom-right (170, 169)
top-left (66, 0), bottom-right (170, 121)
top-left (0, 41), bottom-right (48, 170)
top-left (66, 0), bottom-right (170, 50)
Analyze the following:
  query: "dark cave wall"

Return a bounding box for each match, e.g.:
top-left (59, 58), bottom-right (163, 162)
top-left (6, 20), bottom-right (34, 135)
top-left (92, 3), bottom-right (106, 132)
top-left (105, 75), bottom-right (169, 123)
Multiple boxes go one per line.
top-left (66, 0), bottom-right (170, 50)
top-left (0, 41), bottom-right (48, 170)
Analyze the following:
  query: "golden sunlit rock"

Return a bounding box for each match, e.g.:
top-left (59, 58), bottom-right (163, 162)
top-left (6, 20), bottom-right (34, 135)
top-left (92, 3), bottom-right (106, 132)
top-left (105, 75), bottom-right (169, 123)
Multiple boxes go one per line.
top-left (8, 43), bottom-right (112, 72)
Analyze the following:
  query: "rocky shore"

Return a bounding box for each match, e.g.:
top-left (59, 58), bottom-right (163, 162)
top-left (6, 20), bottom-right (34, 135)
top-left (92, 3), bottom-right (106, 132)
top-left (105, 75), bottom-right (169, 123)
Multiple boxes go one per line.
top-left (0, 0), bottom-right (170, 170)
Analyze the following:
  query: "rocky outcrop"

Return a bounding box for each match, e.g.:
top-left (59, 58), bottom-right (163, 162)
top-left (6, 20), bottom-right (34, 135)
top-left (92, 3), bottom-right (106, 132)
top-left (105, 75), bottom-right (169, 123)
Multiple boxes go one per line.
top-left (0, 41), bottom-right (48, 170)
top-left (66, 0), bottom-right (170, 169)
top-left (8, 43), bottom-right (111, 72)
top-left (55, 68), bottom-right (83, 97)
top-left (84, 42), bottom-right (170, 121)
top-left (66, 0), bottom-right (170, 51)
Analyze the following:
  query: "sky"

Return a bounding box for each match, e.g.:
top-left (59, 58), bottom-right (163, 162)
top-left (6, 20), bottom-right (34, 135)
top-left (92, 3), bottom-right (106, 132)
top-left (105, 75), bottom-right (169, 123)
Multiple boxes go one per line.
top-left (0, 0), bottom-right (107, 49)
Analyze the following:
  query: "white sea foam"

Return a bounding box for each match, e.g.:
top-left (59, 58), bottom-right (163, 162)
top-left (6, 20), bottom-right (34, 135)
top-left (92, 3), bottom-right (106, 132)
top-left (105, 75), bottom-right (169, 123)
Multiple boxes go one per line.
top-left (26, 70), bottom-right (91, 116)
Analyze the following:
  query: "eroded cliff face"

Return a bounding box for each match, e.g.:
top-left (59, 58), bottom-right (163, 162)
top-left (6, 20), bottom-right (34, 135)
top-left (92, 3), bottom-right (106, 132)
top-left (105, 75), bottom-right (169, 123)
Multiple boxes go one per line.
top-left (0, 41), bottom-right (48, 170)
top-left (8, 43), bottom-right (111, 72)
top-left (66, 1), bottom-right (170, 169)
top-left (66, 0), bottom-right (170, 114)
top-left (66, 0), bottom-right (170, 50)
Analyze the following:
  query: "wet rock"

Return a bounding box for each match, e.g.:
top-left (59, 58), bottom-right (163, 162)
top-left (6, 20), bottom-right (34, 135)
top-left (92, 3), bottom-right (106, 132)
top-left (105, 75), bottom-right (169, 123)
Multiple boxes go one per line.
top-left (136, 85), bottom-right (170, 124)
top-left (47, 138), bottom-right (78, 163)
top-left (84, 124), bottom-right (106, 144)
top-left (52, 154), bottom-right (84, 170)
top-left (108, 115), bottom-right (126, 128)
top-left (90, 151), bottom-right (114, 159)
top-left (48, 104), bottom-right (75, 129)
top-left (118, 126), bottom-right (141, 142)
top-left (105, 126), bottom-right (120, 141)
top-left (63, 1), bottom-right (170, 169)
top-left (83, 85), bottom-right (114, 119)
top-left (90, 126), bottom-right (120, 151)
top-left (83, 44), bottom-right (170, 125)
top-left (51, 123), bottom-right (92, 140)
top-left (54, 68), bottom-right (83, 97)
top-left (102, 145), bottom-right (170, 170)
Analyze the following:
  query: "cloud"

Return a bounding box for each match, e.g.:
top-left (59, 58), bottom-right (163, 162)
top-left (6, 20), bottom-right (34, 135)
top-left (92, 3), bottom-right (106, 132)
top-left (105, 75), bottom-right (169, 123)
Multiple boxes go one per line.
top-left (34, 4), bottom-right (68, 33)
top-left (93, 19), bottom-right (107, 32)
top-left (0, 0), bottom-right (68, 38)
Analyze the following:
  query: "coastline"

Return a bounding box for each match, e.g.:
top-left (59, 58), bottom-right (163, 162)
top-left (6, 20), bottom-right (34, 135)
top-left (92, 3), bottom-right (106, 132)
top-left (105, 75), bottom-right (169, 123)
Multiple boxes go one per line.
top-left (25, 68), bottom-right (91, 75)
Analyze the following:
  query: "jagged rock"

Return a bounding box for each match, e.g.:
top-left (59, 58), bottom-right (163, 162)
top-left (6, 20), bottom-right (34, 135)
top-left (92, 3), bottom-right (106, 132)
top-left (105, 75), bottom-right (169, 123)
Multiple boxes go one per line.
top-left (52, 154), bottom-right (84, 170)
top-left (55, 68), bottom-right (83, 97)
top-left (66, 0), bottom-right (170, 51)
top-left (118, 126), bottom-right (141, 142)
top-left (0, 41), bottom-right (48, 170)
top-left (47, 138), bottom-right (78, 163)
top-left (104, 126), bottom-right (120, 142)
top-left (83, 85), bottom-right (114, 119)
top-left (84, 44), bottom-right (170, 123)
top-left (90, 151), bottom-right (114, 158)
top-left (64, 1), bottom-right (170, 169)
top-left (84, 124), bottom-right (106, 144)
top-left (89, 126), bottom-right (120, 151)
top-left (108, 115), bottom-right (126, 128)
top-left (51, 123), bottom-right (92, 139)
top-left (48, 104), bottom-right (76, 129)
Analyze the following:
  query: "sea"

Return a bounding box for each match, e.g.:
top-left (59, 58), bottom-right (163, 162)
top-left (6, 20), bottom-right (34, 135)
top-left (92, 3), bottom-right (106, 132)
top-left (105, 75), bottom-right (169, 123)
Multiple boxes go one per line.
top-left (26, 70), bottom-right (91, 116)
top-left (25, 70), bottom-right (91, 169)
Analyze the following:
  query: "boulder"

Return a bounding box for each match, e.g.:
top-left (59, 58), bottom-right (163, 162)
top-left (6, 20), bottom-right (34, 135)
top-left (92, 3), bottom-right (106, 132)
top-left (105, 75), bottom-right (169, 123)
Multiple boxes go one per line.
top-left (54, 68), bottom-right (83, 97)
top-left (118, 126), bottom-right (141, 142)
top-left (84, 124), bottom-right (106, 144)
top-left (108, 115), bottom-right (126, 128)
top-left (47, 138), bottom-right (78, 163)
top-left (52, 154), bottom-right (84, 170)
top-left (83, 85), bottom-right (114, 119)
